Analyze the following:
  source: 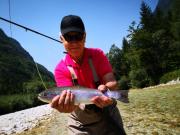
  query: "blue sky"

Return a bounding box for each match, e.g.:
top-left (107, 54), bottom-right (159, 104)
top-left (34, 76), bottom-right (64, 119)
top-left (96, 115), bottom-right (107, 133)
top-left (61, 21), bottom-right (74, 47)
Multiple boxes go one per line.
top-left (0, 0), bottom-right (158, 73)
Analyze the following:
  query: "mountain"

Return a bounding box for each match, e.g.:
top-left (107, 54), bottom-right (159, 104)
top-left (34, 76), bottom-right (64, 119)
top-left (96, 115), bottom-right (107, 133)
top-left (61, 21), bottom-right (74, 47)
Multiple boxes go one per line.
top-left (0, 29), bottom-right (55, 95)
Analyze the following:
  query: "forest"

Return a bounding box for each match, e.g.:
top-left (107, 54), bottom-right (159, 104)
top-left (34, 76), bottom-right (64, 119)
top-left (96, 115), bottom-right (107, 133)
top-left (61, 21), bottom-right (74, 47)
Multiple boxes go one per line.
top-left (107, 0), bottom-right (180, 89)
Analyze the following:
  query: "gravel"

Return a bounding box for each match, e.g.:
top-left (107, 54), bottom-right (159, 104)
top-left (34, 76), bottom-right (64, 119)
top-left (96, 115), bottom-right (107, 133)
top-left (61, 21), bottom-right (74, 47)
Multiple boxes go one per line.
top-left (0, 105), bottom-right (53, 135)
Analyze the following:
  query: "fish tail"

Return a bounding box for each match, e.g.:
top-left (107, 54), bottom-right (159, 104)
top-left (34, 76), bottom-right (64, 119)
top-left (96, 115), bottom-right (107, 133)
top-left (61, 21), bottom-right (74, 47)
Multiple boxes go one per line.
top-left (105, 90), bottom-right (129, 103)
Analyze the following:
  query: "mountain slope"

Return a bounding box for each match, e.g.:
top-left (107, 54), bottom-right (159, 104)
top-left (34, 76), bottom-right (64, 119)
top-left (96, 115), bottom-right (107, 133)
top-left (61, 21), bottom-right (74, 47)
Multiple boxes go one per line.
top-left (0, 29), bottom-right (55, 94)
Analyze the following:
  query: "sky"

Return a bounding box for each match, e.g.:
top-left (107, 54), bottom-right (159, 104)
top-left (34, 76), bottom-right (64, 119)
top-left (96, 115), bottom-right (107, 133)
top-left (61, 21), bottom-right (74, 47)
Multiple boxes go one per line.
top-left (0, 0), bottom-right (158, 73)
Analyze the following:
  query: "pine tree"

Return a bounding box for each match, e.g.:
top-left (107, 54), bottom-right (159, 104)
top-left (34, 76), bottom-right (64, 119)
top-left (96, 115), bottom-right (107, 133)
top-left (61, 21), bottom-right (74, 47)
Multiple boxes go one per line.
top-left (107, 44), bottom-right (122, 80)
top-left (140, 1), bottom-right (153, 31)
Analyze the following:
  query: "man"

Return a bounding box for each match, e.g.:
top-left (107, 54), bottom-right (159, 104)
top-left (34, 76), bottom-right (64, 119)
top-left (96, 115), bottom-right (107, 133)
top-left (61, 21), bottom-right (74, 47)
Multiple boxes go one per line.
top-left (51, 15), bottom-right (126, 135)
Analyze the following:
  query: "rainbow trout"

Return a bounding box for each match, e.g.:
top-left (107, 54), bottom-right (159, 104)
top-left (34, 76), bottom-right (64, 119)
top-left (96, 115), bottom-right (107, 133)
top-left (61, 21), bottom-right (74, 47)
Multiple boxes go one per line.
top-left (38, 86), bottom-right (128, 104)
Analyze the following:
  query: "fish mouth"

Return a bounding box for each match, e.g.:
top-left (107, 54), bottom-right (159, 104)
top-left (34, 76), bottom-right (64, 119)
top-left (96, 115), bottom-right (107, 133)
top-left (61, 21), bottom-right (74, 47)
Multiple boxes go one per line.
top-left (38, 93), bottom-right (45, 101)
top-left (38, 93), bottom-right (42, 98)
top-left (37, 94), bottom-right (42, 100)
top-left (38, 95), bottom-right (49, 103)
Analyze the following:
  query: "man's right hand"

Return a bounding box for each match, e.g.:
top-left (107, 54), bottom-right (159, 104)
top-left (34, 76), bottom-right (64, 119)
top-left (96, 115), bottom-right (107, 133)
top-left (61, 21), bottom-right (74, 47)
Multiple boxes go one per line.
top-left (50, 90), bottom-right (77, 113)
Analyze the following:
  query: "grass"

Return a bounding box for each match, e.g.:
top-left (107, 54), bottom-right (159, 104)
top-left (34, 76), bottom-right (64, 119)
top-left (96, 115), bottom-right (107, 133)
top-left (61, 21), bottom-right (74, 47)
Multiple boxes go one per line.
top-left (118, 84), bottom-right (180, 135)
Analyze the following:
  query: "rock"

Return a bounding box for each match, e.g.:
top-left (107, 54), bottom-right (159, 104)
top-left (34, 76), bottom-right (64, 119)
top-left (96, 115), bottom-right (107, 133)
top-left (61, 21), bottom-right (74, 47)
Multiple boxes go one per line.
top-left (0, 105), bottom-right (53, 135)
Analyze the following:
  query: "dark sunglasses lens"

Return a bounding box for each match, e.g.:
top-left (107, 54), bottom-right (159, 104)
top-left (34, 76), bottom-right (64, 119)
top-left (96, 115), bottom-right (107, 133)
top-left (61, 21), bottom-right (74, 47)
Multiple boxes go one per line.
top-left (64, 33), bottom-right (83, 42)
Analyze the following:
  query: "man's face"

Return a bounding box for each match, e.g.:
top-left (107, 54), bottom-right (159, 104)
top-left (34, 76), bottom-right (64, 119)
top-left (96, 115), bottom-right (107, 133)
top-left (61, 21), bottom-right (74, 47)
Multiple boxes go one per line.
top-left (60, 32), bottom-right (86, 60)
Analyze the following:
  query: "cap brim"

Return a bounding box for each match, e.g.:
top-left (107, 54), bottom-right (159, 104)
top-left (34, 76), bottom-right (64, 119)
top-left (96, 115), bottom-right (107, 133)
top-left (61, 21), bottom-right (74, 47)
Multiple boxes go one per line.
top-left (61, 27), bottom-right (84, 35)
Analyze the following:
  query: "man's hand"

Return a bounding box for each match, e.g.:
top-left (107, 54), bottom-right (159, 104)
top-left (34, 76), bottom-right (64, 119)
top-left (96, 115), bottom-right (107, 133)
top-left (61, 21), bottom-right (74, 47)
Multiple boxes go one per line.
top-left (91, 95), bottom-right (113, 108)
top-left (91, 84), bottom-right (113, 108)
top-left (50, 90), bottom-right (77, 113)
top-left (97, 84), bottom-right (107, 93)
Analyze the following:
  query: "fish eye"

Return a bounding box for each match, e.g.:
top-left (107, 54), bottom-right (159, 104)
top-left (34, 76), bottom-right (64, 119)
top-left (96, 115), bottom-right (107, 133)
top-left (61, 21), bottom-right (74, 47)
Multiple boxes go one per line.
top-left (43, 93), bottom-right (47, 96)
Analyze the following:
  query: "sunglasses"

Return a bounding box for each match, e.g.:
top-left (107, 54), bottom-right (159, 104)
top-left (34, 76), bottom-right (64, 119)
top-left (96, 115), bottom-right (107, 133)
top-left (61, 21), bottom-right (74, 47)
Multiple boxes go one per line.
top-left (63, 33), bottom-right (84, 42)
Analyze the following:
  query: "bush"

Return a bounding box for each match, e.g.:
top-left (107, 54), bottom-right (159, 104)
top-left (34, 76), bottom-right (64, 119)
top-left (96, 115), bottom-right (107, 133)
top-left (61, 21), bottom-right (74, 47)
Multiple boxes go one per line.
top-left (11, 99), bottom-right (31, 111)
top-left (0, 94), bottom-right (44, 115)
top-left (160, 69), bottom-right (180, 83)
top-left (129, 69), bottom-right (150, 88)
top-left (23, 81), bottom-right (46, 93)
top-left (118, 76), bottom-right (130, 90)
top-left (23, 80), bottom-right (55, 94)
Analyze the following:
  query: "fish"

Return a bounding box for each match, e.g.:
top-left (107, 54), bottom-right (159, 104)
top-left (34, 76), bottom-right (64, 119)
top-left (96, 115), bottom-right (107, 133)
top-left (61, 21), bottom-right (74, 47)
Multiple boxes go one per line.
top-left (38, 86), bottom-right (128, 105)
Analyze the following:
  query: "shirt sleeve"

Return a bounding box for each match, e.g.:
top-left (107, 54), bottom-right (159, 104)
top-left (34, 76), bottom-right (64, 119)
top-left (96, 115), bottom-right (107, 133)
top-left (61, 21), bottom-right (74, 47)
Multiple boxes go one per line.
top-left (54, 61), bottom-right (73, 87)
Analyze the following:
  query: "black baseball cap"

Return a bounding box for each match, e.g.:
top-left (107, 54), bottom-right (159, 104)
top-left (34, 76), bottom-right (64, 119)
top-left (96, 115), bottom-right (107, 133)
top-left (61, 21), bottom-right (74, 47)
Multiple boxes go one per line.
top-left (60, 15), bottom-right (85, 35)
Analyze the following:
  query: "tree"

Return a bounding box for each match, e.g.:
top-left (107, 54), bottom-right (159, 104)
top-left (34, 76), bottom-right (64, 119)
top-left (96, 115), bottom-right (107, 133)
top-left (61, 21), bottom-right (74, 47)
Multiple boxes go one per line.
top-left (140, 1), bottom-right (153, 31)
top-left (107, 44), bottom-right (122, 80)
top-left (122, 37), bottom-right (130, 53)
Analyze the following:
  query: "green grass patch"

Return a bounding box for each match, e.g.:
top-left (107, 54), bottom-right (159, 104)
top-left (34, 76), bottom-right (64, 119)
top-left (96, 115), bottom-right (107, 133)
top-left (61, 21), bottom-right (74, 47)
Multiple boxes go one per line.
top-left (118, 84), bottom-right (180, 135)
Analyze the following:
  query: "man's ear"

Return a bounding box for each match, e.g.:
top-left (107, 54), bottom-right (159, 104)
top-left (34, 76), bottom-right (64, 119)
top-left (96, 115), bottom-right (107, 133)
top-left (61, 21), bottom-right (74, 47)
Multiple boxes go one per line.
top-left (60, 35), bottom-right (64, 43)
top-left (83, 33), bottom-right (86, 42)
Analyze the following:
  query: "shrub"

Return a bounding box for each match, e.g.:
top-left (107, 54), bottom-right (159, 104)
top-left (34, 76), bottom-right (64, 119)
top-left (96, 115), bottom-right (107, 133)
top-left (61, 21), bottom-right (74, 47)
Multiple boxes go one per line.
top-left (129, 69), bottom-right (150, 88)
top-left (118, 76), bottom-right (130, 90)
top-left (160, 69), bottom-right (180, 83)
top-left (0, 94), bottom-right (44, 115)
top-left (23, 80), bottom-right (55, 94)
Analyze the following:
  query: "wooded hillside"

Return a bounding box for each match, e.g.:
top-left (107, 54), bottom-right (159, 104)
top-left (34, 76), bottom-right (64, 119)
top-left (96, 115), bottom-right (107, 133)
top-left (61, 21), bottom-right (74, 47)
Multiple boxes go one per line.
top-left (107, 0), bottom-right (180, 89)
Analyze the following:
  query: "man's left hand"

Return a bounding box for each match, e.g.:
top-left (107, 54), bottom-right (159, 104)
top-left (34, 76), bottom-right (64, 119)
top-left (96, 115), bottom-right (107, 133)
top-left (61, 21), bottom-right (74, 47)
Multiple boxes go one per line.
top-left (91, 95), bottom-right (113, 108)
top-left (91, 84), bottom-right (113, 108)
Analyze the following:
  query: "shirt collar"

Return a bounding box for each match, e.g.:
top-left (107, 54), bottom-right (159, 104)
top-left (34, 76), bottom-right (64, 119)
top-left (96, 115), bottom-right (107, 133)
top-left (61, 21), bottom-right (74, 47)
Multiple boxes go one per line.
top-left (64, 48), bottom-right (90, 68)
